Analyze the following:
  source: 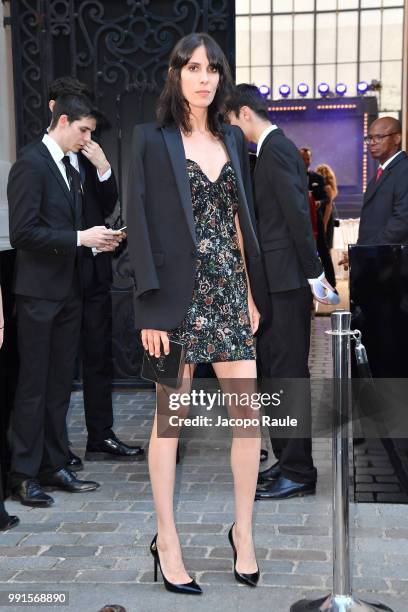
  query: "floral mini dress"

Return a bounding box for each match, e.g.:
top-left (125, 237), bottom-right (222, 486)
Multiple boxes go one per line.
top-left (169, 159), bottom-right (256, 364)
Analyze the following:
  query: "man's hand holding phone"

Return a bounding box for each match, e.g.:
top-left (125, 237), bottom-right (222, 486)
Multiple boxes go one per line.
top-left (79, 226), bottom-right (123, 250)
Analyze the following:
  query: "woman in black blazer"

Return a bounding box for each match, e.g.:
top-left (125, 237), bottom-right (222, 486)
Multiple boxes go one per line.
top-left (127, 33), bottom-right (265, 595)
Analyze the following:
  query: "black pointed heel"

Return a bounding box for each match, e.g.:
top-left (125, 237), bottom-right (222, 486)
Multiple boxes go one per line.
top-left (150, 534), bottom-right (202, 595)
top-left (228, 523), bottom-right (259, 587)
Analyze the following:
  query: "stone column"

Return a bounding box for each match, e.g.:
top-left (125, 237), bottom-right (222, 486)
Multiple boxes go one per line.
top-left (0, 1), bottom-right (15, 250)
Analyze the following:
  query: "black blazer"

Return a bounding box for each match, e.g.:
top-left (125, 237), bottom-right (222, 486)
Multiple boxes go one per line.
top-left (358, 151), bottom-right (408, 245)
top-left (78, 152), bottom-right (118, 288)
top-left (8, 141), bottom-right (79, 300)
top-left (253, 128), bottom-right (323, 293)
top-left (307, 170), bottom-right (328, 205)
top-left (126, 122), bottom-right (265, 330)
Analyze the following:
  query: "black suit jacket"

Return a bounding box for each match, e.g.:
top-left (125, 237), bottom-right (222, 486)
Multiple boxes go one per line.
top-left (253, 128), bottom-right (323, 293)
top-left (307, 170), bottom-right (328, 205)
top-left (126, 122), bottom-right (265, 330)
top-left (8, 141), bottom-right (79, 300)
top-left (358, 151), bottom-right (408, 245)
top-left (78, 152), bottom-right (118, 288)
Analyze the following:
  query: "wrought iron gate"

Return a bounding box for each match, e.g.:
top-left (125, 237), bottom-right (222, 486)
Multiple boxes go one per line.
top-left (6, 0), bottom-right (235, 384)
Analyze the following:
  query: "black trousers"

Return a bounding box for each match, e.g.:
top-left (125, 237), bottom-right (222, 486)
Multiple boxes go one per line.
top-left (257, 286), bottom-right (317, 484)
top-left (81, 277), bottom-right (114, 444)
top-left (9, 275), bottom-right (82, 485)
top-left (0, 249), bottom-right (18, 495)
top-left (316, 210), bottom-right (336, 288)
top-left (0, 464), bottom-right (8, 521)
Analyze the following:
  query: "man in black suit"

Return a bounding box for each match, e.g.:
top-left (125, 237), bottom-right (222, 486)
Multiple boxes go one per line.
top-left (8, 94), bottom-right (123, 507)
top-left (299, 147), bottom-right (336, 289)
top-left (340, 117), bottom-right (408, 259)
top-left (48, 78), bottom-right (144, 466)
top-left (227, 84), bottom-right (331, 500)
top-left (0, 279), bottom-right (18, 530)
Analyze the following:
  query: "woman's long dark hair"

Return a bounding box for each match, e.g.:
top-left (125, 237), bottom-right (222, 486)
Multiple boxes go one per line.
top-left (157, 32), bottom-right (233, 136)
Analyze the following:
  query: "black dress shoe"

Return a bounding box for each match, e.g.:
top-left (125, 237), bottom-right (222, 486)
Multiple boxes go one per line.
top-left (85, 433), bottom-right (145, 462)
top-left (0, 514), bottom-right (20, 531)
top-left (257, 461), bottom-right (281, 485)
top-left (11, 480), bottom-right (54, 507)
top-left (39, 468), bottom-right (100, 492)
top-left (255, 476), bottom-right (316, 500)
top-left (66, 449), bottom-right (83, 472)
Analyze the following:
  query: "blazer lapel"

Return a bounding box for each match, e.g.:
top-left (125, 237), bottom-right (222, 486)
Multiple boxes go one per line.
top-left (39, 144), bottom-right (75, 215)
top-left (222, 126), bottom-right (259, 256)
top-left (254, 128), bottom-right (282, 179)
top-left (161, 125), bottom-right (196, 246)
top-left (363, 151), bottom-right (406, 206)
top-left (223, 127), bottom-right (247, 202)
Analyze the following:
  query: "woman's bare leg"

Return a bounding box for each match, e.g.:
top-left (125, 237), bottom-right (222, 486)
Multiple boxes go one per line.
top-left (212, 360), bottom-right (260, 574)
top-left (148, 364), bottom-right (195, 583)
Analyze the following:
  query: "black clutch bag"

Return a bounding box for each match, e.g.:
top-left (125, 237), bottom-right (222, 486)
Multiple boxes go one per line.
top-left (141, 340), bottom-right (186, 389)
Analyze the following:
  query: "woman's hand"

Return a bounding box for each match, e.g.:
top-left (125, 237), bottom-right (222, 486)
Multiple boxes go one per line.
top-left (0, 327), bottom-right (3, 350)
top-left (141, 329), bottom-right (169, 357)
top-left (248, 293), bottom-right (260, 334)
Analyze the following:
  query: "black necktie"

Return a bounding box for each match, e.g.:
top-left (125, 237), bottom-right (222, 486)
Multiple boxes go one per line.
top-left (62, 155), bottom-right (83, 229)
top-left (62, 155), bottom-right (81, 193)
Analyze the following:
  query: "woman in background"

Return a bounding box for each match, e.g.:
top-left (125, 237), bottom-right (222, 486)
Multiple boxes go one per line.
top-left (316, 163), bottom-right (338, 251)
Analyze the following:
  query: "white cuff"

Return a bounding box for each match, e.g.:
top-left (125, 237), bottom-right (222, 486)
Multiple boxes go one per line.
top-left (97, 167), bottom-right (112, 182)
top-left (307, 271), bottom-right (325, 285)
top-left (77, 231), bottom-right (81, 247)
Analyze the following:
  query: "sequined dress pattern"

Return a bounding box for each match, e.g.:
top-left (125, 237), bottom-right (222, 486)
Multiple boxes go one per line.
top-left (169, 160), bottom-right (255, 363)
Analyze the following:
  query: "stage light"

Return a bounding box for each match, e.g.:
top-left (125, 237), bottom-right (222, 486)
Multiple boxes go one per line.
top-left (317, 82), bottom-right (330, 97)
top-left (279, 84), bottom-right (291, 98)
top-left (357, 81), bottom-right (369, 95)
top-left (297, 83), bottom-right (309, 97)
top-left (335, 83), bottom-right (347, 96)
top-left (258, 85), bottom-right (270, 97)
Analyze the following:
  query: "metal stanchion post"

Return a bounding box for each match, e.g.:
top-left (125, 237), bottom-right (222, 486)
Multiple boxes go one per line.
top-left (290, 310), bottom-right (393, 612)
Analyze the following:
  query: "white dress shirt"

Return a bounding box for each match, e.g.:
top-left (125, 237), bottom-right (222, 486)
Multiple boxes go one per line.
top-left (380, 150), bottom-right (402, 171)
top-left (42, 133), bottom-right (70, 187)
top-left (42, 134), bottom-right (111, 249)
top-left (256, 124), bottom-right (278, 157)
top-left (42, 134), bottom-right (82, 246)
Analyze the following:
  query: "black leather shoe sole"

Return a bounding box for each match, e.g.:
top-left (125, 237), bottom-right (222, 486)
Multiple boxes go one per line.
top-left (41, 483), bottom-right (99, 493)
top-left (85, 451), bottom-right (145, 462)
top-left (255, 486), bottom-right (315, 500)
top-left (11, 493), bottom-right (54, 508)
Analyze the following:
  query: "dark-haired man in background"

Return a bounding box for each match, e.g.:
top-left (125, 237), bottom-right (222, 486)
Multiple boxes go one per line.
top-left (227, 84), bottom-right (335, 500)
top-left (8, 94), bottom-right (123, 507)
top-left (48, 78), bottom-right (144, 467)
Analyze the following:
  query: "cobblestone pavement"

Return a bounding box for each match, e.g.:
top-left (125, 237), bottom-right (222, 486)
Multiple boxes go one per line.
top-left (0, 318), bottom-right (407, 611)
